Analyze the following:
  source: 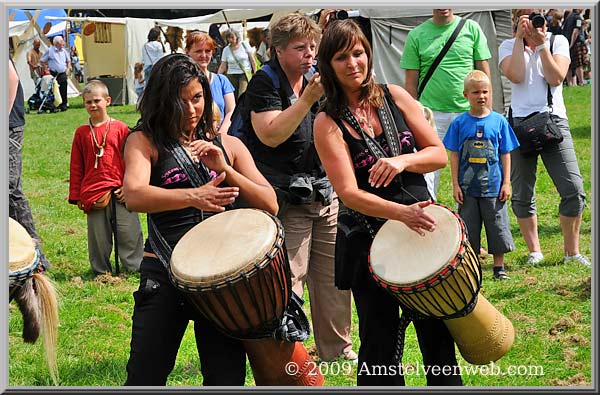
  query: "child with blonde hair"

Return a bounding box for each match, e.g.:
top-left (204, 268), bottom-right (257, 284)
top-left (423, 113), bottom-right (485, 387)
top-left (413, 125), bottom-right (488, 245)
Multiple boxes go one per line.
top-left (442, 70), bottom-right (520, 280)
top-left (68, 80), bottom-right (144, 276)
top-left (134, 62), bottom-right (145, 97)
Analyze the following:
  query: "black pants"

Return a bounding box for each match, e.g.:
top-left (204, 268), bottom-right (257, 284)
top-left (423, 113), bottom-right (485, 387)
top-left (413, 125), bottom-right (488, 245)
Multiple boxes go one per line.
top-left (352, 271), bottom-right (463, 386)
top-left (124, 257), bottom-right (247, 386)
top-left (50, 70), bottom-right (68, 109)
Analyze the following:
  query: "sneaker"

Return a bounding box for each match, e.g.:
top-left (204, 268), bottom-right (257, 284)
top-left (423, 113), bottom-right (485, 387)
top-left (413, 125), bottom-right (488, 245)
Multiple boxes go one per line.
top-left (493, 269), bottom-right (510, 280)
top-left (564, 254), bottom-right (591, 267)
top-left (527, 252), bottom-right (544, 265)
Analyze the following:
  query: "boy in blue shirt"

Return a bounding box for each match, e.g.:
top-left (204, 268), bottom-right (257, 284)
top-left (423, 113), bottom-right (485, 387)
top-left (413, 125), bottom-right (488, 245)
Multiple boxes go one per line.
top-left (443, 70), bottom-right (520, 280)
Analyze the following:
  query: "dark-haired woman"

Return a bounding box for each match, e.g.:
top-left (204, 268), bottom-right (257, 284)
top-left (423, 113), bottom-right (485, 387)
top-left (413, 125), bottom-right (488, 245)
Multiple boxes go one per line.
top-left (141, 27), bottom-right (166, 83)
top-left (122, 53), bottom-right (277, 386)
top-left (313, 20), bottom-right (462, 386)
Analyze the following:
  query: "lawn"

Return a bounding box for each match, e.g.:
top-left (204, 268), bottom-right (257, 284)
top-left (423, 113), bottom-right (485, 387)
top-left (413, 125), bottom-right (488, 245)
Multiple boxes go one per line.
top-left (7, 85), bottom-right (592, 387)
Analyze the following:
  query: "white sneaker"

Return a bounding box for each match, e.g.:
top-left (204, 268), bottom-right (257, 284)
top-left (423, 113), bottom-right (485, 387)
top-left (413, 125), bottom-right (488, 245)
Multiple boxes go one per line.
top-left (564, 254), bottom-right (591, 267)
top-left (527, 252), bottom-right (544, 264)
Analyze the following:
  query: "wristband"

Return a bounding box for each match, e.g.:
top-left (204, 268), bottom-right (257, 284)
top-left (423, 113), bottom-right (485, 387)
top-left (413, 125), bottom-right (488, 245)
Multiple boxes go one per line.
top-left (535, 42), bottom-right (547, 52)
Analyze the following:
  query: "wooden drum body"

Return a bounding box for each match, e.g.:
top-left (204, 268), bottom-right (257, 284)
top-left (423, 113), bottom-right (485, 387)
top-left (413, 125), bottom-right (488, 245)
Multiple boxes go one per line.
top-left (369, 204), bottom-right (514, 365)
top-left (169, 209), bottom-right (322, 386)
top-left (170, 208), bottom-right (291, 339)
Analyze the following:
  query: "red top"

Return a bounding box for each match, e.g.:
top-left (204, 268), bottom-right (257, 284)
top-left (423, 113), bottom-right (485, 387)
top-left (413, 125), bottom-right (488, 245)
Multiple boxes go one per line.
top-left (68, 118), bottom-right (129, 213)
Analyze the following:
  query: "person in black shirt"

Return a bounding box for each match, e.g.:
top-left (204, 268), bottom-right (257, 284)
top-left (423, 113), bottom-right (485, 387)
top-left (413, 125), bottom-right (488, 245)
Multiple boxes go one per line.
top-left (243, 13), bottom-right (357, 363)
top-left (9, 58), bottom-right (50, 270)
top-left (122, 54), bottom-right (277, 386)
top-left (314, 19), bottom-right (461, 386)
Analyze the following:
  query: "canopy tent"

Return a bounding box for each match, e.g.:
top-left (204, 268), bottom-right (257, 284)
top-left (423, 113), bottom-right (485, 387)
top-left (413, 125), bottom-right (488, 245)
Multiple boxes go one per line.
top-left (9, 13), bottom-right (81, 103)
top-left (362, 8), bottom-right (513, 113)
top-left (45, 9), bottom-right (302, 105)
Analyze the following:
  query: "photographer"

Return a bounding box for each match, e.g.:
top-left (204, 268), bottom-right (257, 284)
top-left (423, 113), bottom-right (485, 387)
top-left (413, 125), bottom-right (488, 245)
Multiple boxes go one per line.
top-left (498, 9), bottom-right (589, 267)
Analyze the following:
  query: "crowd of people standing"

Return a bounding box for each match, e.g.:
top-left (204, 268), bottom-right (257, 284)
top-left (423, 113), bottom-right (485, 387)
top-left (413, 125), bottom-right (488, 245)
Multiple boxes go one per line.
top-left (9, 7), bottom-right (591, 388)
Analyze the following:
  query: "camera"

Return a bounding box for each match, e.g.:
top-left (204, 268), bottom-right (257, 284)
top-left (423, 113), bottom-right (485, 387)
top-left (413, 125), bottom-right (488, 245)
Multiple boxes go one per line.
top-left (529, 12), bottom-right (546, 28)
top-left (332, 10), bottom-right (360, 20)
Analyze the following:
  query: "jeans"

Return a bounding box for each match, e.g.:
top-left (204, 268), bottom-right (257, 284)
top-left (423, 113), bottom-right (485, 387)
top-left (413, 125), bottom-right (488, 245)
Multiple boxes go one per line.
top-left (9, 126), bottom-right (39, 241)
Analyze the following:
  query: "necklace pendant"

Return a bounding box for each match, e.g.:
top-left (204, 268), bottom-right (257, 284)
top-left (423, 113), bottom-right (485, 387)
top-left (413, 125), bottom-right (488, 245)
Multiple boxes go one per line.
top-left (97, 147), bottom-right (104, 158)
top-left (94, 155), bottom-right (99, 169)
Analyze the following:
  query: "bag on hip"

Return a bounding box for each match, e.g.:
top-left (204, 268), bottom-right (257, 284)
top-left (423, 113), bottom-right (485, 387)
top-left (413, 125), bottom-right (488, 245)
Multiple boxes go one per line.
top-left (91, 191), bottom-right (112, 210)
top-left (512, 111), bottom-right (563, 156)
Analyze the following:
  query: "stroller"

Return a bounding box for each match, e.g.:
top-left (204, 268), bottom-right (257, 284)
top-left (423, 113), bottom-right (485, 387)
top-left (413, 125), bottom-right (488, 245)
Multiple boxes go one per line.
top-left (27, 73), bottom-right (59, 114)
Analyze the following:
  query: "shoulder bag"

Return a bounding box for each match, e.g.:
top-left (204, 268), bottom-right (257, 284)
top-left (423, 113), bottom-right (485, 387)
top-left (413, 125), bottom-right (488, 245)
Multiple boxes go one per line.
top-left (508, 34), bottom-right (563, 156)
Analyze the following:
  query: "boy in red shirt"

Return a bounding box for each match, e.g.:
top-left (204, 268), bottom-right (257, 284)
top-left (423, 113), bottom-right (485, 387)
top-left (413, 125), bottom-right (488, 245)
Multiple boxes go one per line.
top-left (68, 80), bottom-right (143, 276)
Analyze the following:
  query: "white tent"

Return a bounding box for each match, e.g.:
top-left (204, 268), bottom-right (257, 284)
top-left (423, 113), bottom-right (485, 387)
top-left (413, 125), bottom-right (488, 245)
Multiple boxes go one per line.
top-left (9, 19), bottom-right (80, 103)
top-left (363, 8), bottom-right (513, 113)
top-left (46, 9), bottom-right (283, 105)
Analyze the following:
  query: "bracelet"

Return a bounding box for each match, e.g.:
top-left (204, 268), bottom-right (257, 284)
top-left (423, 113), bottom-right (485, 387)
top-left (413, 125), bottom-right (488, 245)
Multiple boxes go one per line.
top-left (535, 43), bottom-right (548, 52)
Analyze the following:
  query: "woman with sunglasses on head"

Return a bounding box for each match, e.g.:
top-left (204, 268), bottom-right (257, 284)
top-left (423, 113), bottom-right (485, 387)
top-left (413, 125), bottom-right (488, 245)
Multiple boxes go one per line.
top-left (313, 19), bottom-right (462, 386)
top-left (186, 31), bottom-right (236, 135)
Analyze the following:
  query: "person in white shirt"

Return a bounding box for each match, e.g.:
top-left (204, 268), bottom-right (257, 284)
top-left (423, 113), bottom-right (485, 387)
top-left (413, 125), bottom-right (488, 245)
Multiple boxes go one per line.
top-left (218, 29), bottom-right (256, 101)
top-left (498, 9), bottom-right (589, 267)
top-left (141, 27), bottom-right (166, 83)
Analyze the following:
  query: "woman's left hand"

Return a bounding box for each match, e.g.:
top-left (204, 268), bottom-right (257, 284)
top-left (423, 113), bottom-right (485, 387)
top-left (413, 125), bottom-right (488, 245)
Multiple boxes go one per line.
top-left (190, 140), bottom-right (229, 173)
top-left (368, 157), bottom-right (406, 188)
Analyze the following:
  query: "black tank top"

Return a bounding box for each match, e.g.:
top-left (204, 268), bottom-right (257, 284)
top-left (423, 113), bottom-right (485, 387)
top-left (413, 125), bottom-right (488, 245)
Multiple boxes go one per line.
top-left (338, 87), bottom-right (429, 208)
top-left (143, 136), bottom-right (226, 252)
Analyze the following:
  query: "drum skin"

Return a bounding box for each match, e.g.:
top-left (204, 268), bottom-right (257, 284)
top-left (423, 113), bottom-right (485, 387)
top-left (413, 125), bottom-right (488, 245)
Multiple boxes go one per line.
top-left (370, 204), bottom-right (481, 318)
top-left (369, 204), bottom-right (514, 365)
top-left (170, 209), bottom-right (291, 339)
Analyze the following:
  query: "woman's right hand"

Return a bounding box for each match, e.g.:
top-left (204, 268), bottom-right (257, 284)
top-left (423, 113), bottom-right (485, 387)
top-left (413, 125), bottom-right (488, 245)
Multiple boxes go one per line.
top-left (188, 172), bottom-right (239, 212)
top-left (396, 200), bottom-right (437, 236)
top-left (301, 72), bottom-right (324, 105)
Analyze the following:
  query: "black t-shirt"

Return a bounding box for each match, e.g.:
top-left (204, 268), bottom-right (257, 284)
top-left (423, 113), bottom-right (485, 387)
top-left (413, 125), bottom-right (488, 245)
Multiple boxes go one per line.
top-left (9, 58), bottom-right (25, 129)
top-left (244, 59), bottom-right (323, 184)
top-left (562, 11), bottom-right (583, 44)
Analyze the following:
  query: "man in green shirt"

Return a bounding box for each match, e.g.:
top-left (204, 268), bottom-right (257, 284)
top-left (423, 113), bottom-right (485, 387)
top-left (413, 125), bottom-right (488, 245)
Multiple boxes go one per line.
top-left (401, 9), bottom-right (492, 201)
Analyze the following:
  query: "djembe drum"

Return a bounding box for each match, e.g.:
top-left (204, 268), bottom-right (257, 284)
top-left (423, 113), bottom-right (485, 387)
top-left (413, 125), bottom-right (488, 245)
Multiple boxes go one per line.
top-left (169, 208), bottom-right (323, 386)
top-left (369, 204), bottom-right (514, 365)
top-left (9, 217), bottom-right (59, 384)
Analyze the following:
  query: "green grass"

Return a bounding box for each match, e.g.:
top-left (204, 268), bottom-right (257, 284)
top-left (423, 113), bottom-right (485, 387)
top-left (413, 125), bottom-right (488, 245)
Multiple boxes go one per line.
top-left (8, 85), bottom-right (592, 387)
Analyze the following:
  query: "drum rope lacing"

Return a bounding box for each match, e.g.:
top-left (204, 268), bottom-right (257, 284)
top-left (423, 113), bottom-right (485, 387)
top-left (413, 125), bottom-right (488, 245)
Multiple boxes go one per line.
top-left (9, 247), bottom-right (45, 303)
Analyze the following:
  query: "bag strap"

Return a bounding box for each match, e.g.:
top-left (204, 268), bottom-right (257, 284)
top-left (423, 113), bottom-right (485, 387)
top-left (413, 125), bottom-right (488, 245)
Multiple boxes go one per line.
top-left (147, 133), bottom-right (215, 269)
top-left (418, 17), bottom-right (467, 98)
top-left (229, 44), bottom-right (250, 73)
top-left (509, 33), bottom-right (556, 121)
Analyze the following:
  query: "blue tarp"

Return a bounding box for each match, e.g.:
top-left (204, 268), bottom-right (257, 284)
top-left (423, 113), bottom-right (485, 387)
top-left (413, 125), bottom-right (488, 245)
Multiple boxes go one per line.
top-left (8, 8), bottom-right (77, 46)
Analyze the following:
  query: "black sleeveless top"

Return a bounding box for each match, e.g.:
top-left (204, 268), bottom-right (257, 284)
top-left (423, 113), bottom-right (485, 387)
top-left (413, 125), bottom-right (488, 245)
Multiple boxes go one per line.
top-left (337, 86), bottom-right (429, 229)
top-left (143, 136), bottom-right (226, 253)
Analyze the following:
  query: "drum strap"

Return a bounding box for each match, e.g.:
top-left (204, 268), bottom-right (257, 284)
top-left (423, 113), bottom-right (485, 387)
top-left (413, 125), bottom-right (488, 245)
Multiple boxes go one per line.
top-left (148, 134), bottom-right (235, 269)
top-left (393, 313), bottom-right (413, 367)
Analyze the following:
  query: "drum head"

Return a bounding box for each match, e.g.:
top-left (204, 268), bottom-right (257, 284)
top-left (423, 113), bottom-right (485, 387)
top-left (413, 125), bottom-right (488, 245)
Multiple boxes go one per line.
top-left (9, 217), bottom-right (36, 274)
top-left (170, 209), bottom-right (278, 286)
top-left (370, 204), bottom-right (461, 286)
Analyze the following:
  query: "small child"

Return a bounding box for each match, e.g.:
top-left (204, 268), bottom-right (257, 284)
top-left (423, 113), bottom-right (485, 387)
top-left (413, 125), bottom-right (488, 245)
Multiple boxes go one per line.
top-left (134, 62), bottom-right (145, 97)
top-left (68, 80), bottom-right (144, 276)
top-left (442, 70), bottom-right (520, 280)
top-left (212, 101), bottom-right (223, 133)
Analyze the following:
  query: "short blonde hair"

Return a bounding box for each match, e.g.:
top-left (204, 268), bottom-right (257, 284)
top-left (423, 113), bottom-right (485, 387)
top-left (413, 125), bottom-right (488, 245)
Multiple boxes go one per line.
top-left (82, 80), bottom-right (110, 98)
top-left (463, 70), bottom-right (490, 91)
top-left (415, 100), bottom-right (436, 129)
top-left (212, 102), bottom-right (222, 125)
